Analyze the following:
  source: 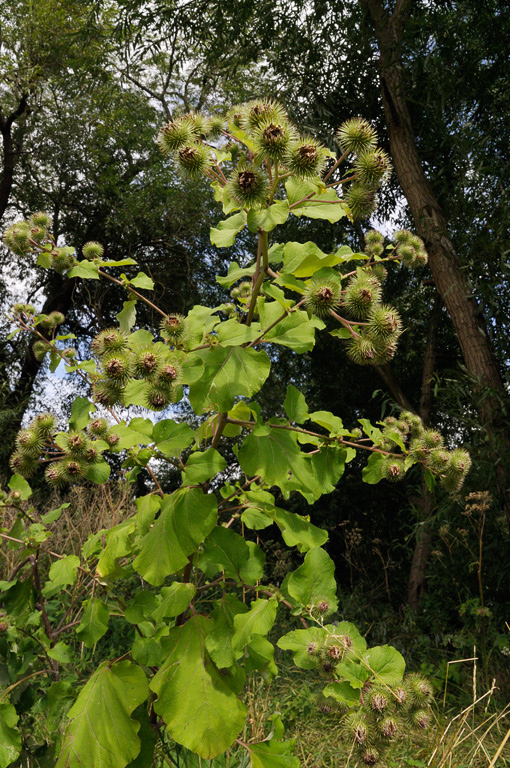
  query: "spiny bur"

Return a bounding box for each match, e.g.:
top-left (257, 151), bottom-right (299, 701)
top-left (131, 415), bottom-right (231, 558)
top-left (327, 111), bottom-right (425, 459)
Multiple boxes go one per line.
top-left (304, 279), bottom-right (342, 317)
top-left (284, 137), bottom-right (327, 179)
top-left (226, 165), bottom-right (269, 208)
top-left (337, 117), bottom-right (377, 155)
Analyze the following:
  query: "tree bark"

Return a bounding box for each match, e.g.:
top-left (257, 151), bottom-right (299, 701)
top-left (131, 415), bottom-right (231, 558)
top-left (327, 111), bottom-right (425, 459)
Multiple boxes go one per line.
top-left (0, 95), bottom-right (28, 221)
top-left (360, 0), bottom-right (510, 522)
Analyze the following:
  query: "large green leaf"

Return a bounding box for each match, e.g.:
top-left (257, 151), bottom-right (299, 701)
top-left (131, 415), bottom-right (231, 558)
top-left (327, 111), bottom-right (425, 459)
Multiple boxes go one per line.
top-left (245, 636), bottom-right (278, 679)
top-left (262, 310), bottom-right (320, 353)
top-left (76, 598), bottom-right (110, 647)
top-left (69, 396), bottom-right (95, 431)
top-left (281, 241), bottom-right (346, 277)
top-left (247, 200), bottom-right (290, 232)
top-left (56, 661), bottom-right (149, 768)
top-left (210, 212), bottom-right (247, 247)
top-left (361, 451), bottom-right (386, 484)
top-left (8, 474), bottom-right (32, 500)
top-left (286, 548), bottom-right (338, 612)
top-left (189, 347), bottom-right (270, 414)
top-left (248, 741), bottom-right (300, 768)
top-left (281, 446), bottom-right (347, 503)
top-left (116, 300), bottom-right (137, 333)
top-left (96, 520), bottom-right (136, 579)
top-left (232, 597), bottom-right (278, 657)
top-left (267, 507), bottom-right (328, 552)
top-left (67, 260), bottom-right (99, 279)
top-left (334, 660), bottom-right (369, 688)
top-left (152, 583), bottom-right (197, 623)
top-left (283, 385), bottom-right (309, 424)
top-left (153, 419), bottom-right (194, 457)
top-left (0, 701), bottom-right (21, 768)
top-left (215, 319), bottom-right (260, 347)
top-left (150, 614), bottom-right (246, 758)
top-left (182, 448), bottom-right (227, 485)
top-left (323, 681), bottom-right (361, 707)
top-left (362, 645), bottom-right (406, 685)
top-left (200, 526), bottom-right (264, 583)
top-left (237, 426), bottom-right (301, 487)
top-left (216, 261), bottom-right (254, 289)
top-left (46, 555), bottom-right (80, 588)
top-left (133, 488), bottom-right (217, 586)
top-left (129, 272), bottom-right (154, 291)
top-left (205, 595), bottom-right (249, 669)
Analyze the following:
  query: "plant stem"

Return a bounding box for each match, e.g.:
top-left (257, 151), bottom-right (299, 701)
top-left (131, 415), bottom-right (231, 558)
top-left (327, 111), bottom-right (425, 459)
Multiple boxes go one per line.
top-left (246, 230), bottom-right (268, 326)
top-left (97, 269), bottom-right (168, 318)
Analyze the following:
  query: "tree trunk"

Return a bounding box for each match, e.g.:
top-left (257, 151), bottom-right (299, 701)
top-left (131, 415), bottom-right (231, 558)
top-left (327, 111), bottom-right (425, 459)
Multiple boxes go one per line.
top-left (0, 96), bottom-right (28, 221)
top-left (360, 0), bottom-right (510, 523)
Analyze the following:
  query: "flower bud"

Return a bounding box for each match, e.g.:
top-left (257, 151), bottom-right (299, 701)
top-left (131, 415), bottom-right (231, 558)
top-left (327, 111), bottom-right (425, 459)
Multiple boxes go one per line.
top-left (134, 348), bottom-right (160, 378)
top-left (344, 184), bottom-right (378, 220)
top-left (253, 119), bottom-right (297, 161)
top-left (382, 457), bottom-right (405, 482)
top-left (366, 304), bottom-right (402, 341)
top-left (227, 165), bottom-right (269, 208)
top-left (160, 314), bottom-right (188, 344)
top-left (426, 448), bottom-right (450, 472)
top-left (82, 241), bottom-right (104, 259)
top-left (406, 673), bottom-right (434, 706)
top-left (88, 418), bottom-right (109, 436)
top-left (146, 383), bottom-right (173, 411)
top-left (103, 353), bottom-right (132, 382)
top-left (45, 462), bottom-right (66, 487)
top-left (51, 249), bottom-right (75, 273)
top-left (336, 118), bottom-right (377, 155)
top-left (159, 361), bottom-right (181, 383)
top-left (92, 380), bottom-right (124, 407)
top-left (284, 137), bottom-right (327, 179)
top-left (346, 336), bottom-right (377, 365)
top-left (355, 148), bottom-right (392, 187)
top-left (64, 432), bottom-right (89, 456)
top-left (361, 747), bottom-right (380, 766)
top-left (378, 716), bottom-right (400, 739)
top-left (158, 117), bottom-right (200, 154)
top-left (91, 328), bottom-right (128, 355)
top-left (29, 211), bottom-right (51, 229)
top-left (176, 143), bottom-right (212, 178)
top-left (10, 452), bottom-right (38, 477)
top-left (304, 279), bottom-right (341, 317)
top-left (368, 687), bottom-right (389, 712)
top-left (3, 222), bottom-right (31, 255)
top-left (343, 274), bottom-right (382, 320)
top-left (241, 99), bottom-right (287, 132)
top-left (60, 458), bottom-right (86, 482)
top-left (344, 712), bottom-right (370, 744)
top-left (33, 413), bottom-right (56, 435)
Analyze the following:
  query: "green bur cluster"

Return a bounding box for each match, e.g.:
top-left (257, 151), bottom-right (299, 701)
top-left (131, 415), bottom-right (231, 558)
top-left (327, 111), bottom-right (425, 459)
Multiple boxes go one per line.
top-left (90, 322), bottom-right (184, 411)
top-left (280, 622), bottom-right (434, 768)
top-left (0, 100), bottom-right (464, 768)
top-left (340, 673), bottom-right (433, 766)
top-left (374, 412), bottom-right (472, 492)
top-left (9, 411), bottom-right (116, 487)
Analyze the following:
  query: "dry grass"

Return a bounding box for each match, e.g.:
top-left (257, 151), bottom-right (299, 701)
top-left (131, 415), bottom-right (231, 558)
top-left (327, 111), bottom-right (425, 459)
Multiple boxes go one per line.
top-left (237, 661), bottom-right (510, 768)
top-left (0, 482), bottom-right (136, 579)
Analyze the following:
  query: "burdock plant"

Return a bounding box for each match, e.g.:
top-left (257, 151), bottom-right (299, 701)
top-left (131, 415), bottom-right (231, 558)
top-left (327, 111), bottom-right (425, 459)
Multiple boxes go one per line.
top-left (1, 100), bottom-right (460, 768)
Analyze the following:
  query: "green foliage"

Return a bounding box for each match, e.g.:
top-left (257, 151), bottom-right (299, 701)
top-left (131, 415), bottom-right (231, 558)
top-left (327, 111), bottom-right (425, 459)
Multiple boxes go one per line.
top-left (0, 100), bottom-right (447, 768)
